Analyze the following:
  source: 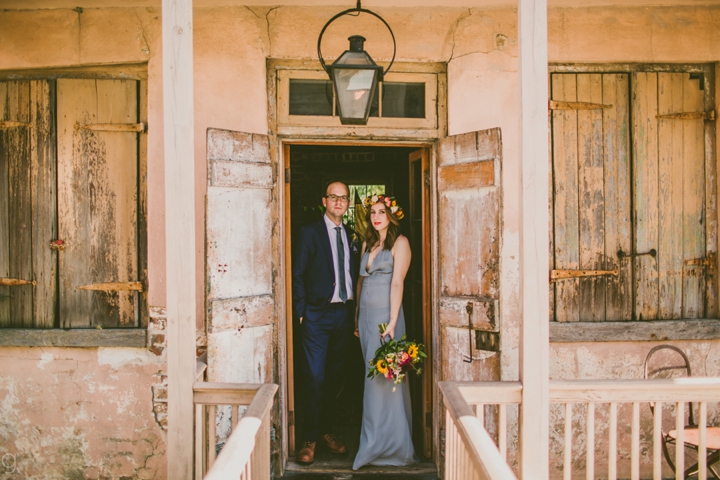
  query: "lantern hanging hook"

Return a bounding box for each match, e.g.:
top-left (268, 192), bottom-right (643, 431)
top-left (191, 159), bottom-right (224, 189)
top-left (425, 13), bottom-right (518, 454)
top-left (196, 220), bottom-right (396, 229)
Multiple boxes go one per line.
top-left (317, 1), bottom-right (396, 80)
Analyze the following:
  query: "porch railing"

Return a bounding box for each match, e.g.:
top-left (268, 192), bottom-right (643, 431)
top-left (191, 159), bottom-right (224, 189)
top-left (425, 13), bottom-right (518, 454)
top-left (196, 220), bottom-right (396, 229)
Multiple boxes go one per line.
top-left (440, 381), bottom-right (518, 480)
top-left (441, 378), bottom-right (720, 479)
top-left (193, 381), bottom-right (278, 479)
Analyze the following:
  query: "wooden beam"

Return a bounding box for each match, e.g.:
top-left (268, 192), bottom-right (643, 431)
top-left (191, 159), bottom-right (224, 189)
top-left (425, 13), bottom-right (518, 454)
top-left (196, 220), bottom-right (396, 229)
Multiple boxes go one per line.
top-left (550, 319), bottom-right (720, 342)
top-left (518, 0), bottom-right (550, 478)
top-left (0, 328), bottom-right (146, 347)
top-left (162, 0), bottom-right (196, 479)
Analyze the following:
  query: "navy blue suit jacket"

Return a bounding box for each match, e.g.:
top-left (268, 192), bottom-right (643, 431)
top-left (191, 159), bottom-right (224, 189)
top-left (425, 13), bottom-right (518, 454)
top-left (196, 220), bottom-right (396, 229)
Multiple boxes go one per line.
top-left (292, 217), bottom-right (355, 321)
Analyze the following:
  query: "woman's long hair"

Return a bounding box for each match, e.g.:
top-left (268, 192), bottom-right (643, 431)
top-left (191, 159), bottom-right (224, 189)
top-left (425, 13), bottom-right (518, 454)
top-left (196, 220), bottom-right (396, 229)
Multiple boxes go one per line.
top-left (364, 203), bottom-right (401, 250)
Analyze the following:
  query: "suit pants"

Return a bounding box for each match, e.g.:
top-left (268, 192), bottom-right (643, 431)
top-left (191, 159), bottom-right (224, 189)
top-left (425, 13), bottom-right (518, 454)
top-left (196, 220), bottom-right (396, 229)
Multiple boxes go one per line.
top-left (299, 301), bottom-right (353, 443)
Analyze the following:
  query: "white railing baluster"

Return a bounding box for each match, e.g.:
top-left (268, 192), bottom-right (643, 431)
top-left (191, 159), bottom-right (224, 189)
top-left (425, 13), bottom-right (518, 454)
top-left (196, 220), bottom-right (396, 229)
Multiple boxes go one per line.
top-left (564, 403), bottom-right (572, 480)
top-left (699, 401), bottom-right (707, 480)
top-left (232, 404), bottom-right (239, 432)
top-left (499, 403), bottom-right (507, 461)
top-left (207, 404), bottom-right (217, 469)
top-left (653, 401), bottom-right (662, 480)
top-left (195, 404), bottom-right (204, 479)
top-left (476, 403), bottom-right (485, 425)
top-left (676, 402), bottom-right (685, 480)
top-left (632, 402), bottom-right (640, 480)
top-left (586, 402), bottom-right (594, 480)
top-left (608, 402), bottom-right (617, 480)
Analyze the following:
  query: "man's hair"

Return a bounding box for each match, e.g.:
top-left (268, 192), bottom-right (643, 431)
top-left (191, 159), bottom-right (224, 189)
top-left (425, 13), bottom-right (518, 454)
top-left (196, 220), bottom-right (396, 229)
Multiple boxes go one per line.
top-left (323, 181), bottom-right (349, 197)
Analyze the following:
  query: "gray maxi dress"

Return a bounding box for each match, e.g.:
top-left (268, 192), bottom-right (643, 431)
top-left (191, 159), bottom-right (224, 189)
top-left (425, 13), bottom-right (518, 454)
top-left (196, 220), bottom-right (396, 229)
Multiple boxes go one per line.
top-left (353, 248), bottom-right (419, 470)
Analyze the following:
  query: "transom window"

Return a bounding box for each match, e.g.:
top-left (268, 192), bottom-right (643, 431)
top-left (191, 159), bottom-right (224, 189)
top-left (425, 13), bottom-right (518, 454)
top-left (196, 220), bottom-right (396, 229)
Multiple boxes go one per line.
top-left (277, 69), bottom-right (437, 130)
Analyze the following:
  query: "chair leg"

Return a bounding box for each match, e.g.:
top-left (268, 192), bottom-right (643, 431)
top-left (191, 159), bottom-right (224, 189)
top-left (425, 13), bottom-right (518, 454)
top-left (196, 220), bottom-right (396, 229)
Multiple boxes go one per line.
top-left (707, 450), bottom-right (720, 480)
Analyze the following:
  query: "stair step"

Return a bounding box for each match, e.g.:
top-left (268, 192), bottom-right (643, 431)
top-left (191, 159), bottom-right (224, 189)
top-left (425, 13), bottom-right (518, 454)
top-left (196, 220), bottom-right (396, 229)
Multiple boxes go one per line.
top-left (280, 461), bottom-right (439, 479)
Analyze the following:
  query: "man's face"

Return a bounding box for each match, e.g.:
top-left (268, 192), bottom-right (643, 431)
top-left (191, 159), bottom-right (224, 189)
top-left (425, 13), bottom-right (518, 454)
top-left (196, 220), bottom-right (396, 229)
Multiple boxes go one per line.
top-left (322, 182), bottom-right (350, 220)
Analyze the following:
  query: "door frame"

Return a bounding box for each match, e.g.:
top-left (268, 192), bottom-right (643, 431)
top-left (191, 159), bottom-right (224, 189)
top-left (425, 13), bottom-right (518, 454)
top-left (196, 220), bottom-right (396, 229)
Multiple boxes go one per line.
top-left (277, 138), bottom-right (440, 471)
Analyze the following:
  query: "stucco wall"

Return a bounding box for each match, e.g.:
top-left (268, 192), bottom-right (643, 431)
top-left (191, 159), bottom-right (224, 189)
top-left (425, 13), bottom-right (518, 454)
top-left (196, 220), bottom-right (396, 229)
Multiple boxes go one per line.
top-left (0, 347), bottom-right (166, 478)
top-left (1, 4), bottom-right (720, 478)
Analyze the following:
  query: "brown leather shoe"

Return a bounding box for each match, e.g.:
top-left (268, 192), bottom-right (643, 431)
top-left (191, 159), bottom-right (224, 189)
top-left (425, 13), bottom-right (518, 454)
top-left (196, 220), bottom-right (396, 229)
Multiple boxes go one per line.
top-left (321, 433), bottom-right (348, 454)
top-left (296, 441), bottom-right (316, 464)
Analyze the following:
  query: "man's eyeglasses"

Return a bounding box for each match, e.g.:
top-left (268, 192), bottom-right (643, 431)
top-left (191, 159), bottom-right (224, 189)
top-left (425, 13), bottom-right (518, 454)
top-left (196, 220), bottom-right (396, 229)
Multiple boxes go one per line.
top-left (325, 194), bottom-right (350, 203)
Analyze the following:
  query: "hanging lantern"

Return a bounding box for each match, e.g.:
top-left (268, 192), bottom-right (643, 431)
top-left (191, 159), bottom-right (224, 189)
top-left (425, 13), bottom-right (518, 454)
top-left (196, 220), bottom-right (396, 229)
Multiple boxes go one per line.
top-left (317, 1), bottom-right (396, 125)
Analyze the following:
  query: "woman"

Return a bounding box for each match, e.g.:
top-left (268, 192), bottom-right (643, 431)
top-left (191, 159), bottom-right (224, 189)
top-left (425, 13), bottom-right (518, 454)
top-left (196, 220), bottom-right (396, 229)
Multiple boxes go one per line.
top-left (352, 194), bottom-right (418, 470)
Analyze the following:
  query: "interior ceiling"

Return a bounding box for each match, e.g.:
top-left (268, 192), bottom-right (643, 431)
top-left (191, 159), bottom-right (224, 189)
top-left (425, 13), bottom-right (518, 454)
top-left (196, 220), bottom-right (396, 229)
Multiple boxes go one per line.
top-left (4, 0), bottom-right (720, 8)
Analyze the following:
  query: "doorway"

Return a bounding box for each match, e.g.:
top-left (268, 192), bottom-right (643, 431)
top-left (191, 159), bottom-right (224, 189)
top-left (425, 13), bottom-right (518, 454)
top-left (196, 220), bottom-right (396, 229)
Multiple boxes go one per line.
top-left (283, 144), bottom-right (434, 473)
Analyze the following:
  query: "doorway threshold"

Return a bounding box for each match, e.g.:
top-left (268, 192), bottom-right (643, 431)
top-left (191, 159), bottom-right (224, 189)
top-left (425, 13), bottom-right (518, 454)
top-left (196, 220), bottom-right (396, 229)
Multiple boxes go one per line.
top-left (282, 460), bottom-right (438, 479)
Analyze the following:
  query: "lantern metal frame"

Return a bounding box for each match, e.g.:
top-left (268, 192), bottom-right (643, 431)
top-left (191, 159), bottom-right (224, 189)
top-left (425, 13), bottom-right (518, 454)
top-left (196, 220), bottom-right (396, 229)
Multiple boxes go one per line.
top-left (316, 0), bottom-right (396, 124)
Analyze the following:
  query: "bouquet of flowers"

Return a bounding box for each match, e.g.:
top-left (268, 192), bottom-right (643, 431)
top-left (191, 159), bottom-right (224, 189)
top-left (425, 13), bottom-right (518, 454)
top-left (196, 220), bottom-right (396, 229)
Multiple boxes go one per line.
top-left (367, 323), bottom-right (427, 385)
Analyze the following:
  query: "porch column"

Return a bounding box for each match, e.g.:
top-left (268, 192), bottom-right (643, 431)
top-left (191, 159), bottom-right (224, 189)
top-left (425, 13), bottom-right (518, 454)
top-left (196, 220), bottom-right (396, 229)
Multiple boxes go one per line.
top-left (163, 0), bottom-right (196, 478)
top-left (518, 0), bottom-right (550, 478)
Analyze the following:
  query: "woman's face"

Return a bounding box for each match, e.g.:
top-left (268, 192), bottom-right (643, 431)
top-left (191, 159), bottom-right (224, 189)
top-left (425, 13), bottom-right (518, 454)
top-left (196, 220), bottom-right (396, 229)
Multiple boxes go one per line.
top-left (370, 203), bottom-right (390, 232)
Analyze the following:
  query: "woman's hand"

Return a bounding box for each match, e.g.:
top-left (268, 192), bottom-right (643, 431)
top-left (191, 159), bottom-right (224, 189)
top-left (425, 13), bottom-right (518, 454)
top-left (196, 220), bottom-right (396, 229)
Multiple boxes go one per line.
top-left (382, 323), bottom-right (396, 340)
top-left (354, 326), bottom-right (359, 338)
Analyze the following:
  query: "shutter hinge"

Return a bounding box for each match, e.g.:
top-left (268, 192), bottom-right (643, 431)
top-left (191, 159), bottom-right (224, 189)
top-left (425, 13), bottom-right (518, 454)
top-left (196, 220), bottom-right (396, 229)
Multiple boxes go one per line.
top-left (75, 122), bottom-right (146, 132)
top-left (0, 120), bottom-right (33, 129)
top-left (285, 168), bottom-right (291, 184)
top-left (549, 100), bottom-right (613, 111)
top-left (656, 110), bottom-right (715, 121)
top-left (685, 252), bottom-right (717, 269)
top-left (423, 169), bottom-right (430, 187)
top-left (0, 277), bottom-right (36, 286)
top-left (550, 268), bottom-right (619, 282)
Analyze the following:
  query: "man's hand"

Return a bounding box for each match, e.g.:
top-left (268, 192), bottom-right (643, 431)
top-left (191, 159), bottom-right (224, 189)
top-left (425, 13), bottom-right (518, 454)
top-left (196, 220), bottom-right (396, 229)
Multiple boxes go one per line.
top-left (299, 317), bottom-right (303, 325)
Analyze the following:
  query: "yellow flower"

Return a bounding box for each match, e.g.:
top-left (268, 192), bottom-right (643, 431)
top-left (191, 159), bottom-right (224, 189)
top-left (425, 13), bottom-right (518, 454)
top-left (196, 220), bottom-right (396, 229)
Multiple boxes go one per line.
top-left (408, 344), bottom-right (418, 359)
top-left (392, 200), bottom-right (397, 206)
top-left (377, 360), bottom-right (388, 375)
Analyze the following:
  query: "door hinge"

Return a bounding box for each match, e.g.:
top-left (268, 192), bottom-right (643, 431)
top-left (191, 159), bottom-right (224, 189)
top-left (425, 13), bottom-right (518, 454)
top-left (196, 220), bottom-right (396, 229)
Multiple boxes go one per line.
top-left (550, 268), bottom-right (619, 282)
top-left (77, 282), bottom-right (143, 292)
top-left (423, 169), bottom-right (430, 187)
top-left (288, 410), bottom-right (294, 426)
top-left (285, 168), bottom-right (291, 184)
top-left (75, 122), bottom-right (146, 132)
top-left (656, 110), bottom-right (715, 121)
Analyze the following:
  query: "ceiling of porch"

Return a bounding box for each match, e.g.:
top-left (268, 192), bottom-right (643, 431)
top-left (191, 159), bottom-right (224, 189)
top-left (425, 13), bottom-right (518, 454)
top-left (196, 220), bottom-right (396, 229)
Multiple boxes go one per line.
top-left (5, 0), bottom-right (720, 8)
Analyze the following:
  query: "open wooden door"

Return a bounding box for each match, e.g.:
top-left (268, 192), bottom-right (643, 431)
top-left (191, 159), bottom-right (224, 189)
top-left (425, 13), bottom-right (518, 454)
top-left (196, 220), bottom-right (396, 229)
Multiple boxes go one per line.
top-left (437, 129), bottom-right (502, 383)
top-left (408, 148), bottom-right (432, 458)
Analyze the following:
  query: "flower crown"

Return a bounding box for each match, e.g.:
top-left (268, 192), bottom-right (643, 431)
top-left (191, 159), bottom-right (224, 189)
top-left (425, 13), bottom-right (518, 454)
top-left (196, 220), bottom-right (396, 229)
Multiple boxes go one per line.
top-left (363, 194), bottom-right (405, 220)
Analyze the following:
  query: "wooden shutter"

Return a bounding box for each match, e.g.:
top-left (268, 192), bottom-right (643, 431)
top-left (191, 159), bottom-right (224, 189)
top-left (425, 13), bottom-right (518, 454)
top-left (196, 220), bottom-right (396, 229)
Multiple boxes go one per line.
top-left (633, 72), bottom-right (714, 320)
top-left (0, 80), bottom-right (56, 328)
top-left (56, 79), bottom-right (140, 328)
top-left (437, 129), bottom-right (501, 382)
top-left (550, 73), bottom-right (632, 322)
top-left (205, 129), bottom-right (274, 385)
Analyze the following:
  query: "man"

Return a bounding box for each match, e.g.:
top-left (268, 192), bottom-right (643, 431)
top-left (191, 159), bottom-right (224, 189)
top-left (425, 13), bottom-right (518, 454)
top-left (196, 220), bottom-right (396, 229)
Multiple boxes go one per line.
top-left (292, 181), bottom-right (355, 464)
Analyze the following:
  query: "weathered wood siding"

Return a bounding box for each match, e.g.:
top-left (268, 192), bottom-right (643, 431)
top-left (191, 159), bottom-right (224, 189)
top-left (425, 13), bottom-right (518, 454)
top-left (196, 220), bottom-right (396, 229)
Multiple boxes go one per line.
top-left (550, 70), bottom-right (715, 322)
top-left (438, 128), bottom-right (501, 382)
top-left (56, 79), bottom-right (140, 327)
top-left (0, 80), bottom-right (56, 328)
top-left (206, 129), bottom-right (274, 385)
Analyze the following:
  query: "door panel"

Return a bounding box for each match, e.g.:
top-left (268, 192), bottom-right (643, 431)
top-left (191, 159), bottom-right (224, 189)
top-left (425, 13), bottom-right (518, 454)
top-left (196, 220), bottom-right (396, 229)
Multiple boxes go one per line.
top-left (633, 72), bottom-right (707, 320)
top-left (550, 73), bottom-right (631, 322)
top-left (0, 80), bottom-right (56, 328)
top-left (57, 79), bottom-right (139, 327)
top-left (408, 148), bottom-right (432, 458)
top-left (438, 129), bottom-right (501, 383)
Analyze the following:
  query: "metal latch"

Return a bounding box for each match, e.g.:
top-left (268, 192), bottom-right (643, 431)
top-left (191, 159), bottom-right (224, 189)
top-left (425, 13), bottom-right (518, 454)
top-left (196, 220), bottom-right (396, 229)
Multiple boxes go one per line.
top-left (550, 269), bottom-right (619, 282)
top-left (618, 248), bottom-right (656, 260)
top-left (684, 252), bottom-right (717, 269)
top-left (476, 331), bottom-right (500, 352)
top-left (463, 302), bottom-right (473, 364)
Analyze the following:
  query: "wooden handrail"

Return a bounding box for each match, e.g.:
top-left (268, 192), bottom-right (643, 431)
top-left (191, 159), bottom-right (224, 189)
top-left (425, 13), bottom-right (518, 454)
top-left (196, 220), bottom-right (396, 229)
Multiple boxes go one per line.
top-left (203, 384), bottom-right (278, 480)
top-left (549, 378), bottom-right (720, 403)
top-left (193, 382), bottom-right (262, 405)
top-left (440, 382), bottom-right (517, 480)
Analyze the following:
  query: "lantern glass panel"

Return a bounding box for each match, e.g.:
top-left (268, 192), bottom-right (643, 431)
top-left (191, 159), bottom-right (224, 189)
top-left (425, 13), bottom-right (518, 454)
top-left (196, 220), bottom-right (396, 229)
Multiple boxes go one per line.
top-left (333, 68), bottom-right (378, 124)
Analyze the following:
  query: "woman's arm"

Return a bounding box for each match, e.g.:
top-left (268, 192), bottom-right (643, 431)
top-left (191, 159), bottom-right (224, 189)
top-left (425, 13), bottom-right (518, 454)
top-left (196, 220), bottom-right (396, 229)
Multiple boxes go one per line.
top-left (354, 242), bottom-right (367, 337)
top-left (385, 236), bottom-right (411, 340)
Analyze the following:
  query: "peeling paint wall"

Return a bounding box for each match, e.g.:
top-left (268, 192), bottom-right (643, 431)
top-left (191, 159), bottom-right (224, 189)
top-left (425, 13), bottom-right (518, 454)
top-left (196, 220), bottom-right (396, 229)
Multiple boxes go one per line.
top-left (0, 347), bottom-right (166, 479)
